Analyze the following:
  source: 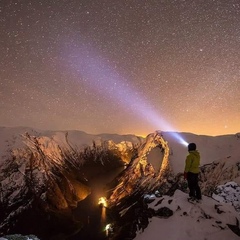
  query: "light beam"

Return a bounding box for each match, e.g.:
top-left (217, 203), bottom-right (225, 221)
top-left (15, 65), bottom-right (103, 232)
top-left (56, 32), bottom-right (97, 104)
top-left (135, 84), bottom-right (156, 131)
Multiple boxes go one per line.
top-left (64, 44), bottom-right (187, 145)
top-left (168, 132), bottom-right (189, 146)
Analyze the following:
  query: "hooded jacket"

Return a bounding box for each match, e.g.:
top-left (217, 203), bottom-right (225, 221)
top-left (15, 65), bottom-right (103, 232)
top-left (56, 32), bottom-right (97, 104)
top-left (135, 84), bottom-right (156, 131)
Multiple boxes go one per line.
top-left (184, 150), bottom-right (200, 174)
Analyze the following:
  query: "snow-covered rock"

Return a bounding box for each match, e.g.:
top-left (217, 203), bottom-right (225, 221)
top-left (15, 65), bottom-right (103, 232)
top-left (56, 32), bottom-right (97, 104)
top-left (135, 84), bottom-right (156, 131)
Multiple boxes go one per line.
top-left (135, 190), bottom-right (240, 240)
top-left (108, 130), bottom-right (240, 205)
top-left (212, 181), bottom-right (240, 212)
top-left (0, 234), bottom-right (40, 240)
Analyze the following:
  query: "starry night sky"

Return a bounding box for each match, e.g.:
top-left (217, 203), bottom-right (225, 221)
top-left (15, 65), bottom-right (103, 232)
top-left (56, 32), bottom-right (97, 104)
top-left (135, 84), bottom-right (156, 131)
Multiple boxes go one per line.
top-left (0, 0), bottom-right (240, 136)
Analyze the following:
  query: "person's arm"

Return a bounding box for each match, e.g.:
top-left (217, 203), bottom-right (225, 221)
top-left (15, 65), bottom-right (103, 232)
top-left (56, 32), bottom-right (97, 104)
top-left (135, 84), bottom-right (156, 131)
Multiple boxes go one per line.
top-left (184, 155), bottom-right (191, 179)
top-left (184, 155), bottom-right (191, 173)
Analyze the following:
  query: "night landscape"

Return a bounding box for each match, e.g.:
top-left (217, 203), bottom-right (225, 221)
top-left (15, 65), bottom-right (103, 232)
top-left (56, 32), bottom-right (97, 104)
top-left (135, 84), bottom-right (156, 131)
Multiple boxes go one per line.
top-left (0, 1), bottom-right (240, 240)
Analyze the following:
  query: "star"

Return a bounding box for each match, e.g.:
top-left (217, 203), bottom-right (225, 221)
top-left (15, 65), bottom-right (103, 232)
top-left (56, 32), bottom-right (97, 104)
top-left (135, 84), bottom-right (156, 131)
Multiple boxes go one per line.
top-left (0, 0), bottom-right (239, 136)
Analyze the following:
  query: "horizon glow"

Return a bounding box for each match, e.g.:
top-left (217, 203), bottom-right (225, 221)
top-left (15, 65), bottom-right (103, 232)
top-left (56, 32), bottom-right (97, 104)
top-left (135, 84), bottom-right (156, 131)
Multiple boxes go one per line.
top-left (65, 44), bottom-right (187, 145)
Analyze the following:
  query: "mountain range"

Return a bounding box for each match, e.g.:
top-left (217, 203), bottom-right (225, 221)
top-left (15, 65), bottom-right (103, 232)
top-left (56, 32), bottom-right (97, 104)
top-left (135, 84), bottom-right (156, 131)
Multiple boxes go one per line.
top-left (0, 126), bottom-right (239, 240)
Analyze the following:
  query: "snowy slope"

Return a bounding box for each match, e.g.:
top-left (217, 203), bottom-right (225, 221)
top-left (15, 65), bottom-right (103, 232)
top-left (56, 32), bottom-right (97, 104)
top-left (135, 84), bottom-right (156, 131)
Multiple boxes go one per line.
top-left (1, 127), bottom-right (239, 172)
top-left (135, 190), bottom-right (240, 240)
top-left (161, 131), bottom-right (240, 173)
top-left (0, 126), bottom-right (143, 164)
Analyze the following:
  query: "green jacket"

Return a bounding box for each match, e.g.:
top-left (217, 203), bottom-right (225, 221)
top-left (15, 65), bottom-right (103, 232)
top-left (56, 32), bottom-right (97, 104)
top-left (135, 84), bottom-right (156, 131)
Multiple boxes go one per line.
top-left (184, 150), bottom-right (200, 174)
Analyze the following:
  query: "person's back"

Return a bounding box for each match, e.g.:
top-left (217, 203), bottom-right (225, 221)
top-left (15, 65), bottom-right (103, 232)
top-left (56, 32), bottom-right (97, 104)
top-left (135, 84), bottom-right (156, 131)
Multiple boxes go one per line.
top-left (185, 150), bottom-right (200, 174)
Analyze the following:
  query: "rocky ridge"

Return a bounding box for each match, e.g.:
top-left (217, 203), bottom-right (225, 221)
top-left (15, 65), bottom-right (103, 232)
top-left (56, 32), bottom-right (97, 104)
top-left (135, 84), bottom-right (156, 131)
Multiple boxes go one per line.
top-left (109, 131), bottom-right (173, 205)
top-left (0, 127), bottom-right (240, 239)
top-left (0, 128), bottom-right (141, 237)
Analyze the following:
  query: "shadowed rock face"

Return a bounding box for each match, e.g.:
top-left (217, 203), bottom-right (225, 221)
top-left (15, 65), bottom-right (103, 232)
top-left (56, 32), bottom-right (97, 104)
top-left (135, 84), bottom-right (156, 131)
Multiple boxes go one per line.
top-left (0, 131), bottom-right (130, 238)
top-left (0, 133), bottom-right (92, 237)
top-left (109, 131), bottom-right (174, 205)
top-left (104, 131), bottom-right (177, 240)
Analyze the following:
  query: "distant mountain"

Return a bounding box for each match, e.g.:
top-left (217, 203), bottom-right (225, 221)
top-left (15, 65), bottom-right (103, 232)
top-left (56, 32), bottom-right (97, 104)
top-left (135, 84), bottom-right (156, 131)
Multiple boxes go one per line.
top-left (0, 126), bottom-right (143, 161)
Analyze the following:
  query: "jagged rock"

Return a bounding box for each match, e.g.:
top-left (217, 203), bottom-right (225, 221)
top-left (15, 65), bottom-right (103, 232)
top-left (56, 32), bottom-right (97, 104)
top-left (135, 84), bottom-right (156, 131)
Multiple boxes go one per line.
top-left (212, 182), bottom-right (240, 212)
top-left (47, 173), bottom-right (91, 209)
top-left (109, 131), bottom-right (174, 205)
top-left (155, 207), bottom-right (173, 218)
top-left (227, 218), bottom-right (240, 237)
top-left (108, 140), bottom-right (141, 164)
top-left (0, 130), bottom-right (137, 237)
top-left (0, 235), bottom-right (40, 240)
top-left (106, 131), bottom-right (176, 239)
top-left (200, 158), bottom-right (240, 196)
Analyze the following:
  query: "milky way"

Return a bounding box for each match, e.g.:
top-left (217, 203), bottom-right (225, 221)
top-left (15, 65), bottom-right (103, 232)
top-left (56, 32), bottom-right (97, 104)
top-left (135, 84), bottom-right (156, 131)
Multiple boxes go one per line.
top-left (0, 0), bottom-right (240, 136)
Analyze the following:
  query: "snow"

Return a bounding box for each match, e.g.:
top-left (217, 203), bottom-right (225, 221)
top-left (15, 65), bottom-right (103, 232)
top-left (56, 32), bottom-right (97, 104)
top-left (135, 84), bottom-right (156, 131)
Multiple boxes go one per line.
top-left (1, 127), bottom-right (240, 240)
top-left (135, 190), bottom-right (240, 240)
top-left (161, 131), bottom-right (240, 173)
top-left (0, 126), bottom-right (143, 165)
top-left (1, 127), bottom-right (239, 174)
top-left (0, 235), bottom-right (40, 240)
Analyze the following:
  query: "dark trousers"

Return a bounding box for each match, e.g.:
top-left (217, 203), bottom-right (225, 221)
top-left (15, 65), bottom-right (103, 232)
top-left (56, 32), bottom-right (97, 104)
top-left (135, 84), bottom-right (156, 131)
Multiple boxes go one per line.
top-left (187, 172), bottom-right (202, 200)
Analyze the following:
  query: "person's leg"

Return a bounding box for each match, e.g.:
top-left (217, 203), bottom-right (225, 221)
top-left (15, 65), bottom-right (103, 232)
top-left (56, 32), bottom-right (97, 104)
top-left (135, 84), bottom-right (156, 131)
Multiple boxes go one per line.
top-left (187, 172), bottom-right (196, 198)
top-left (191, 173), bottom-right (202, 200)
top-left (195, 174), bottom-right (202, 200)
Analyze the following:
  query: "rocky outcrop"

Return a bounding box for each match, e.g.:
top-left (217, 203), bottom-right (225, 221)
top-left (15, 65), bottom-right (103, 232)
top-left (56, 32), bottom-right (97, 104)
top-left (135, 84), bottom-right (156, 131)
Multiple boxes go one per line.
top-left (0, 130), bottom-right (136, 237)
top-left (134, 190), bottom-right (240, 240)
top-left (0, 133), bottom-right (91, 236)
top-left (200, 157), bottom-right (240, 196)
top-left (108, 131), bottom-right (174, 205)
top-left (212, 181), bottom-right (240, 212)
top-left (108, 140), bottom-right (140, 164)
top-left (106, 131), bottom-right (240, 240)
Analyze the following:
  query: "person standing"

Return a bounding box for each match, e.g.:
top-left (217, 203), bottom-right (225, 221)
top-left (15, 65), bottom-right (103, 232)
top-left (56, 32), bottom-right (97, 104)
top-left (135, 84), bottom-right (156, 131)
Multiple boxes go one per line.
top-left (184, 143), bottom-right (202, 202)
